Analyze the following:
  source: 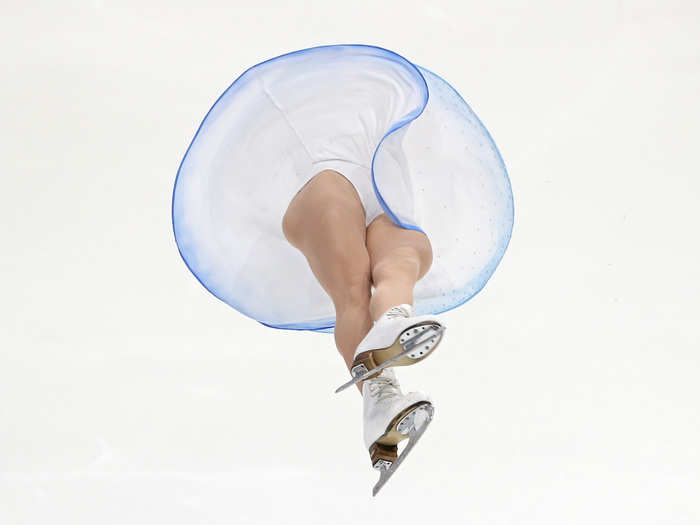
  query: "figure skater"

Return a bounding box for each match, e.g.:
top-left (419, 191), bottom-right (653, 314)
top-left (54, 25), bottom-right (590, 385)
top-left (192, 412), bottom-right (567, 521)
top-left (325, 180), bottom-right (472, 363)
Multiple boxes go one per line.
top-left (282, 168), bottom-right (445, 494)
top-left (172, 44), bottom-right (513, 495)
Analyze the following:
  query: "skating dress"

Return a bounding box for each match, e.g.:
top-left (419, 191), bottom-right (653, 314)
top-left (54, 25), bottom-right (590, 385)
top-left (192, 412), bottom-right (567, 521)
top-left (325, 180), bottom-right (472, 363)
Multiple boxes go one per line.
top-left (172, 44), bottom-right (514, 333)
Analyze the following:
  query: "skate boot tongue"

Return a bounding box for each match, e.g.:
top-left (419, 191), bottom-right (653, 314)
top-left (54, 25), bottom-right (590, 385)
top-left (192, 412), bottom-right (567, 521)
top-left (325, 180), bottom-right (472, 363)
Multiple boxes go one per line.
top-left (379, 304), bottom-right (413, 322)
top-left (364, 368), bottom-right (402, 402)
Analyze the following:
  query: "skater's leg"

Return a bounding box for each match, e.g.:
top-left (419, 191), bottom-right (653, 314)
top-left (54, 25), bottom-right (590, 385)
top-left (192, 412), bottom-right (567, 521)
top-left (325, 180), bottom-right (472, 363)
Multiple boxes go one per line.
top-left (366, 214), bottom-right (433, 321)
top-left (282, 170), bottom-right (373, 389)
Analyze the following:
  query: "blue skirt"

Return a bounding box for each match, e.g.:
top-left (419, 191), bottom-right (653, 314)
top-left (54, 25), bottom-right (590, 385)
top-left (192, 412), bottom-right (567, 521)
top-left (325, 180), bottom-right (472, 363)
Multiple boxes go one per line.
top-left (172, 44), bottom-right (514, 333)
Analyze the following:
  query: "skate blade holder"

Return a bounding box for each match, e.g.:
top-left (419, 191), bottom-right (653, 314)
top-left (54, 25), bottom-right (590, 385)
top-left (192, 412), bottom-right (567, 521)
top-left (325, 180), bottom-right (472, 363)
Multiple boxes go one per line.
top-left (335, 324), bottom-right (446, 393)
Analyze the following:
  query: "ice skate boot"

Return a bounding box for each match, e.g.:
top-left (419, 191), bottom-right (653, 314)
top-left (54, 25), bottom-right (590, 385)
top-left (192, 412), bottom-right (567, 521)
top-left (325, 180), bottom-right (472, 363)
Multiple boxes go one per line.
top-left (362, 368), bottom-right (435, 496)
top-left (335, 303), bottom-right (446, 393)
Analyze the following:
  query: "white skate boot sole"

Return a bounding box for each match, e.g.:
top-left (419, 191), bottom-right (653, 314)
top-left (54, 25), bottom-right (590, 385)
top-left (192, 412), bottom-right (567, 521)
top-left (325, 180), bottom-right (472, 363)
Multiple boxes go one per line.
top-left (335, 322), bottom-right (446, 393)
top-left (369, 401), bottom-right (435, 496)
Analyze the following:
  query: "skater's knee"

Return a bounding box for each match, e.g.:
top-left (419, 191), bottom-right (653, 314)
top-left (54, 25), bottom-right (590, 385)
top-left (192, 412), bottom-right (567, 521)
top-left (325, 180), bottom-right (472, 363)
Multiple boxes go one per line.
top-left (371, 244), bottom-right (432, 284)
top-left (282, 203), bottom-right (304, 246)
top-left (282, 194), bottom-right (365, 247)
top-left (367, 217), bottom-right (433, 282)
top-left (413, 238), bottom-right (433, 280)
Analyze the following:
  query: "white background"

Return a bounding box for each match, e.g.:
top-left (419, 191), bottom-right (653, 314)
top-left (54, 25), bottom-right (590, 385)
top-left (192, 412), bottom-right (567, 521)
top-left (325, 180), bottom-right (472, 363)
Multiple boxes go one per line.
top-left (1, 1), bottom-right (699, 523)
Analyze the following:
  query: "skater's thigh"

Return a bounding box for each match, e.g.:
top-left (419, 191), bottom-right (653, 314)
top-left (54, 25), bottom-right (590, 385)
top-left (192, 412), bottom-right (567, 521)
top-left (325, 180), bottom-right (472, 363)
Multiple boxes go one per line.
top-left (365, 214), bottom-right (433, 281)
top-left (282, 169), bottom-right (370, 292)
top-left (282, 169), bottom-right (366, 247)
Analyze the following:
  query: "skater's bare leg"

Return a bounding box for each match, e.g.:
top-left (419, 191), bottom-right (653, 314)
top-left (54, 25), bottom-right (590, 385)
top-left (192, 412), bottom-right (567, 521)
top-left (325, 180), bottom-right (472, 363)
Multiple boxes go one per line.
top-left (282, 170), bottom-right (372, 392)
top-left (366, 214), bottom-right (433, 321)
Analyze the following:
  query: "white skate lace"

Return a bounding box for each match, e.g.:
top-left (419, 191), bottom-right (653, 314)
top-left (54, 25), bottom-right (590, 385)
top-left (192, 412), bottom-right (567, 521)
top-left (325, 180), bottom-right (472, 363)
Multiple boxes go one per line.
top-left (367, 376), bottom-right (402, 403)
top-left (383, 305), bottom-right (411, 320)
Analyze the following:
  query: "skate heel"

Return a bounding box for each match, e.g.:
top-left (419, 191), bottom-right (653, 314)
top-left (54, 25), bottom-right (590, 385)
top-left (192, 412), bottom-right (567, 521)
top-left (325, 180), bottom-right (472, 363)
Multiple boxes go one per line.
top-left (369, 401), bottom-right (435, 496)
top-left (396, 402), bottom-right (433, 434)
top-left (368, 402), bottom-right (432, 469)
top-left (369, 443), bottom-right (397, 470)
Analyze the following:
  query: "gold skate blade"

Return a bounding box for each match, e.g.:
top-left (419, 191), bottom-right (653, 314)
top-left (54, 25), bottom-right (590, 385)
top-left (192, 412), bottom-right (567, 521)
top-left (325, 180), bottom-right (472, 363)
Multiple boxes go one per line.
top-left (334, 324), bottom-right (445, 394)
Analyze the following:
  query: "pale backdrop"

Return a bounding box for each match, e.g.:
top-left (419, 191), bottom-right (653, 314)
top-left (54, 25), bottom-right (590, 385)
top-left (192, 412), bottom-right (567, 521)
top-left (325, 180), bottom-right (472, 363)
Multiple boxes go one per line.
top-left (1, 1), bottom-right (698, 523)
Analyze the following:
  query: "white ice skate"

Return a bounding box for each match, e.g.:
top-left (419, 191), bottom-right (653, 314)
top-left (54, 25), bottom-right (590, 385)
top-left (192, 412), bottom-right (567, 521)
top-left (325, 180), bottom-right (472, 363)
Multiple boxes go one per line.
top-left (362, 368), bottom-right (435, 496)
top-left (335, 304), bottom-right (446, 393)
